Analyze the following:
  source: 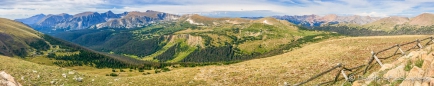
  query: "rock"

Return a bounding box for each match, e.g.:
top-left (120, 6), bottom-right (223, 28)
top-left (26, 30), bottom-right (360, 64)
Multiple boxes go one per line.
top-left (421, 78), bottom-right (433, 86)
top-left (283, 82), bottom-right (289, 86)
top-left (62, 73), bottom-right (67, 78)
top-left (380, 64), bottom-right (394, 71)
top-left (68, 71), bottom-right (75, 75)
top-left (351, 80), bottom-right (363, 86)
top-left (422, 56), bottom-right (432, 70)
top-left (0, 71), bottom-right (22, 86)
top-left (428, 78), bottom-right (434, 86)
top-left (400, 67), bottom-right (424, 86)
top-left (392, 57), bottom-right (408, 66)
top-left (426, 59), bottom-right (434, 77)
top-left (76, 77), bottom-right (83, 82)
top-left (50, 81), bottom-right (56, 84)
top-left (383, 65), bottom-right (406, 81)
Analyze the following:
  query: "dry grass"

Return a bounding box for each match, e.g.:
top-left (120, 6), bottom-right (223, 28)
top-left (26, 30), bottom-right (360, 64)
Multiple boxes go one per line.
top-left (238, 37), bottom-right (294, 54)
top-left (174, 29), bottom-right (214, 34)
top-left (1, 35), bottom-right (431, 85)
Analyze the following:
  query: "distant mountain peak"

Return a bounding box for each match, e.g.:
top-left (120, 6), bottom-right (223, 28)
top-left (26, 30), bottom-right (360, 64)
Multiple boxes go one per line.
top-left (107, 10), bottom-right (114, 13)
top-left (74, 11), bottom-right (98, 17)
top-left (408, 13), bottom-right (434, 26)
top-left (146, 10), bottom-right (159, 12)
top-left (57, 13), bottom-right (70, 16)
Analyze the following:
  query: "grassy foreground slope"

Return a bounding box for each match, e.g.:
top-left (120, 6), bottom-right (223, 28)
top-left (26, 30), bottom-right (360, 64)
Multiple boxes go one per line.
top-left (0, 55), bottom-right (204, 85)
top-left (2, 35), bottom-right (430, 85)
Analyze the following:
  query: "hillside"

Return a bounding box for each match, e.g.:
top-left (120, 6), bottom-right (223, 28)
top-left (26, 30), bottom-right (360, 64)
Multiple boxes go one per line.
top-left (363, 16), bottom-right (410, 31)
top-left (408, 13), bottom-right (434, 26)
top-left (0, 18), bottom-right (49, 57)
top-left (1, 35), bottom-right (429, 85)
top-left (0, 17), bottom-right (152, 71)
top-left (54, 15), bottom-right (334, 63)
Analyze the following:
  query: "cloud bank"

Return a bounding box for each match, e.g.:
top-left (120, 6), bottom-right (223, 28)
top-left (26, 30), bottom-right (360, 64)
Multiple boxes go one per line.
top-left (1, 0), bottom-right (434, 19)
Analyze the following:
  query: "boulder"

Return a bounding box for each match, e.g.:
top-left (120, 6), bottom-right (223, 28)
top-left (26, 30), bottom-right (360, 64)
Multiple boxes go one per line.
top-left (422, 56), bottom-right (433, 70)
top-left (351, 80), bottom-right (363, 86)
top-left (383, 65), bottom-right (406, 81)
top-left (426, 59), bottom-right (434, 77)
top-left (400, 67), bottom-right (424, 86)
top-left (380, 64), bottom-right (394, 71)
top-left (0, 71), bottom-right (22, 86)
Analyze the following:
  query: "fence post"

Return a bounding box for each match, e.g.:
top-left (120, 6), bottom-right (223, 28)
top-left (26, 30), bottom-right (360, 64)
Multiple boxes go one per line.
top-left (431, 36), bottom-right (434, 43)
top-left (341, 70), bottom-right (348, 81)
top-left (372, 51), bottom-right (383, 67)
top-left (417, 39), bottom-right (423, 50)
top-left (396, 44), bottom-right (405, 56)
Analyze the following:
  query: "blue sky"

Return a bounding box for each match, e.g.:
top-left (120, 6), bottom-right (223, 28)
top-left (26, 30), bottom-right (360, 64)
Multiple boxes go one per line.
top-left (1, 0), bottom-right (434, 19)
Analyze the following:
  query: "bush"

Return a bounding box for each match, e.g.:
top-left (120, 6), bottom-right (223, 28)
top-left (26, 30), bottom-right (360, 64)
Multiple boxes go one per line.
top-left (109, 73), bottom-right (118, 76)
top-left (112, 69), bottom-right (116, 72)
top-left (161, 68), bottom-right (170, 72)
top-left (404, 60), bottom-right (412, 71)
top-left (155, 70), bottom-right (161, 74)
top-left (120, 69), bottom-right (125, 72)
top-left (415, 59), bottom-right (424, 68)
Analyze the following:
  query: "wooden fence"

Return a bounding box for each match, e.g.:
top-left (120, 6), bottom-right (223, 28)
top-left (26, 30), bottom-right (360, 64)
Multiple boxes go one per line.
top-left (291, 36), bottom-right (434, 86)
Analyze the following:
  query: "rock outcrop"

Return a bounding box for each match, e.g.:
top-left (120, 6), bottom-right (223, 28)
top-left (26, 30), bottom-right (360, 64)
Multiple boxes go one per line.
top-left (0, 71), bottom-right (21, 86)
top-left (353, 48), bottom-right (434, 86)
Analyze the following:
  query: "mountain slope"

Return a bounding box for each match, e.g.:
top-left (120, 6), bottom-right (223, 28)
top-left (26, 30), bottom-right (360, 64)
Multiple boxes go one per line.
top-left (0, 18), bottom-right (49, 57)
top-left (93, 10), bottom-right (179, 29)
top-left (408, 13), bottom-right (434, 26)
top-left (363, 16), bottom-right (410, 31)
top-left (14, 14), bottom-right (46, 25)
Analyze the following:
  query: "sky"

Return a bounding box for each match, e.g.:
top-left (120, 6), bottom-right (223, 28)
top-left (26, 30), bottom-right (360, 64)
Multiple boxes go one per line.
top-left (1, 0), bottom-right (434, 19)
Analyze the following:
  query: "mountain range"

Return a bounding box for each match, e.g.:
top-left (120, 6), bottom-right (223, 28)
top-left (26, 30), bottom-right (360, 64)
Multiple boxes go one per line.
top-left (243, 14), bottom-right (382, 27)
top-left (16, 10), bottom-right (387, 34)
top-left (15, 10), bottom-right (178, 34)
top-left (354, 13), bottom-right (434, 31)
